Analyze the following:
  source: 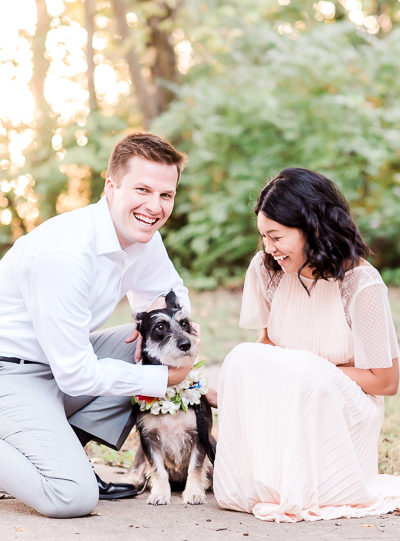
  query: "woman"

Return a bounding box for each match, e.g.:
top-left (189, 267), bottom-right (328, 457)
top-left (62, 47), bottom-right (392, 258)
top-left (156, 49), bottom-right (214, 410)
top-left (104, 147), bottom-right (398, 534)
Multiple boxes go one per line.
top-left (213, 168), bottom-right (400, 522)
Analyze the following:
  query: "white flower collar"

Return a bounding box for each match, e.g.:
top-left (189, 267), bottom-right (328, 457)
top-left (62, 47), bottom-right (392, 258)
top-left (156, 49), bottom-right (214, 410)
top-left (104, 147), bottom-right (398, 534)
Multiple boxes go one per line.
top-left (132, 359), bottom-right (208, 415)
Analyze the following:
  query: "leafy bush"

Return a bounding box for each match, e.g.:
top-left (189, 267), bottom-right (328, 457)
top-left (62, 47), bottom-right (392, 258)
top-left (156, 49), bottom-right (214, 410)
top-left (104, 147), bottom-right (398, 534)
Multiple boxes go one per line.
top-left (153, 22), bottom-right (400, 286)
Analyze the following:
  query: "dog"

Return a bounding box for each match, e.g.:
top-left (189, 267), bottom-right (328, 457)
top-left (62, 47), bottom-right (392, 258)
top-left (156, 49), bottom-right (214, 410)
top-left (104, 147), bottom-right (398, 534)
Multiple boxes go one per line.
top-left (129, 290), bottom-right (214, 506)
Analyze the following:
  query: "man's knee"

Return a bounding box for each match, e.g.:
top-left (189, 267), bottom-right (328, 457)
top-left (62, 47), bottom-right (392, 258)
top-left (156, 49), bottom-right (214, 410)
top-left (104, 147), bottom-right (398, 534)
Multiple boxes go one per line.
top-left (38, 472), bottom-right (99, 519)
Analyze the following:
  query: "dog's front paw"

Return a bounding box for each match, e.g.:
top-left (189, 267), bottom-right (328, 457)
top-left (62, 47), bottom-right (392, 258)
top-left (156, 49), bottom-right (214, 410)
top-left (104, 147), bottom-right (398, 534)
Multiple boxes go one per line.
top-left (182, 488), bottom-right (206, 505)
top-left (147, 492), bottom-right (171, 506)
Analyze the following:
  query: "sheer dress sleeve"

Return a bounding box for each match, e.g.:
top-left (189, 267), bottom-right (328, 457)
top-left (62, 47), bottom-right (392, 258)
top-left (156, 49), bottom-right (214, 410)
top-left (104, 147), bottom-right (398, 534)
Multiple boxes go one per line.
top-left (344, 266), bottom-right (399, 369)
top-left (239, 251), bottom-right (282, 329)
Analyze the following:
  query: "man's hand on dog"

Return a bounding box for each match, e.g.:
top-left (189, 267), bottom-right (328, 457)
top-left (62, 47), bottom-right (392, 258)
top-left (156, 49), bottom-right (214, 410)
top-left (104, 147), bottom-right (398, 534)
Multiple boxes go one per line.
top-left (124, 328), bottom-right (142, 361)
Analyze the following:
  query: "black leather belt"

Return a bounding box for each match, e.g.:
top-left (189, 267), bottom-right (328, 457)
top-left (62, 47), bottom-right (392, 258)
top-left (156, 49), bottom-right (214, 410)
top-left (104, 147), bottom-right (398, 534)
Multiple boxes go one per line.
top-left (0, 356), bottom-right (37, 364)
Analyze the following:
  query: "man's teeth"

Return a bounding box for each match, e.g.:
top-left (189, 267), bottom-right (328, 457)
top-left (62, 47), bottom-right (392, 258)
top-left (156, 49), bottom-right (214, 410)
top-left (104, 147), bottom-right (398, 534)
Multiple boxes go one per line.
top-left (134, 214), bottom-right (157, 225)
top-left (274, 255), bottom-right (288, 261)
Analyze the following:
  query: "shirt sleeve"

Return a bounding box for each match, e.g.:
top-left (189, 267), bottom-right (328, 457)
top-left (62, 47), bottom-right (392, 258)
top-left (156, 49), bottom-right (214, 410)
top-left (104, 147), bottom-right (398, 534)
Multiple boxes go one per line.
top-left (127, 232), bottom-right (190, 314)
top-left (239, 252), bottom-right (272, 329)
top-left (20, 250), bottom-right (168, 397)
top-left (350, 282), bottom-right (399, 369)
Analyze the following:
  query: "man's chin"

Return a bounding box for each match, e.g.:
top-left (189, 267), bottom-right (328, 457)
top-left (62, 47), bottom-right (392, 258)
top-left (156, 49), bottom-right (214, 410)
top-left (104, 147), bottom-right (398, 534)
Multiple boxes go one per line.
top-left (130, 229), bottom-right (159, 244)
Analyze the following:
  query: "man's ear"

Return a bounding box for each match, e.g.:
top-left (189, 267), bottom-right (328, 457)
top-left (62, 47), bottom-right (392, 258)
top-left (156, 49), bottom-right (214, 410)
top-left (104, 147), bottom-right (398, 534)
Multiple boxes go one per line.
top-left (104, 177), bottom-right (116, 202)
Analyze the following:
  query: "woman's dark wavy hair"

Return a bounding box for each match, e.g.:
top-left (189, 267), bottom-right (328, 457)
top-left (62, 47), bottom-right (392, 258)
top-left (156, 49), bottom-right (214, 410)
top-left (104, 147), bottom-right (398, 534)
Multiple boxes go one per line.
top-left (255, 168), bottom-right (369, 285)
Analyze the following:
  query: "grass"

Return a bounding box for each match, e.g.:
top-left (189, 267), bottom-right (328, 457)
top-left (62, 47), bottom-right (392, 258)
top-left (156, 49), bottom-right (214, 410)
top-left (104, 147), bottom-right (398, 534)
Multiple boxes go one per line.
top-left (89, 286), bottom-right (400, 475)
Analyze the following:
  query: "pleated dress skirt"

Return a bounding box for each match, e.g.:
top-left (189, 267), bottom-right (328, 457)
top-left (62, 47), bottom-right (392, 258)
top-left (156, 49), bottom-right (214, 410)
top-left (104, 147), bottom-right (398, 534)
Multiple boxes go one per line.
top-left (213, 342), bottom-right (400, 522)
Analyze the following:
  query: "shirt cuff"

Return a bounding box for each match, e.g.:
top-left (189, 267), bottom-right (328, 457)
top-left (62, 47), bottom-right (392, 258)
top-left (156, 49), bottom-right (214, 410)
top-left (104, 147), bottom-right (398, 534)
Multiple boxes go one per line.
top-left (140, 365), bottom-right (168, 397)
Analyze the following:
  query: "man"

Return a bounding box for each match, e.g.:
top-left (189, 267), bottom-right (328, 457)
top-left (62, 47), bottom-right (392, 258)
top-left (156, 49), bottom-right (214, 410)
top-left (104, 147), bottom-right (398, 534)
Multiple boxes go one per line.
top-left (0, 132), bottom-right (194, 518)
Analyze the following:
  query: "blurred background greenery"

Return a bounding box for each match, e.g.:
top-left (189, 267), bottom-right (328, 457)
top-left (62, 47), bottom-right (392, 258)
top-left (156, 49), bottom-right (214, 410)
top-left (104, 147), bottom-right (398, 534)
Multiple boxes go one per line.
top-left (1, 0), bottom-right (400, 288)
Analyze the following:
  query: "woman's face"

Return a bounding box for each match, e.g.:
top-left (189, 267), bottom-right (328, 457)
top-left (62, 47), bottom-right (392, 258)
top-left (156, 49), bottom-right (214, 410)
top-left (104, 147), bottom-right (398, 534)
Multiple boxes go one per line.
top-left (257, 212), bottom-right (312, 277)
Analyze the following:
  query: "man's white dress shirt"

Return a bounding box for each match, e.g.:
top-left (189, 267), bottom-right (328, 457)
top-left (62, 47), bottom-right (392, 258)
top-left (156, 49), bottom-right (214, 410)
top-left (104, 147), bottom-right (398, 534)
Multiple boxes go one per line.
top-left (0, 196), bottom-right (189, 398)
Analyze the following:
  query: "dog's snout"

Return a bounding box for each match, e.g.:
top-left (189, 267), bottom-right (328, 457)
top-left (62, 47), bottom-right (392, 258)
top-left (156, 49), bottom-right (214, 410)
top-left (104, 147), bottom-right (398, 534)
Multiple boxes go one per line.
top-left (177, 338), bottom-right (191, 352)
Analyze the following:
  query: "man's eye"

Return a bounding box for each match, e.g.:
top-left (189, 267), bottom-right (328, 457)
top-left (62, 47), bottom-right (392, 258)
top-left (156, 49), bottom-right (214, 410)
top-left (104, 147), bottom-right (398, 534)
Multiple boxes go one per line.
top-left (137, 187), bottom-right (148, 193)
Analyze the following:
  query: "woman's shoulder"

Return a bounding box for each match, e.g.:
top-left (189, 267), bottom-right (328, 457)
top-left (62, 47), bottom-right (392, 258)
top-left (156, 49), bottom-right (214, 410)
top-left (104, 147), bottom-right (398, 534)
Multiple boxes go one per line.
top-left (342, 259), bottom-right (386, 292)
top-left (247, 251), bottom-right (283, 291)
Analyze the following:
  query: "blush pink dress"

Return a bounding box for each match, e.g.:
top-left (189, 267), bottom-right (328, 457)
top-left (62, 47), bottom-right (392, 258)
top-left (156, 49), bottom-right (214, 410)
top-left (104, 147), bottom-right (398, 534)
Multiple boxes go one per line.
top-left (213, 252), bottom-right (400, 522)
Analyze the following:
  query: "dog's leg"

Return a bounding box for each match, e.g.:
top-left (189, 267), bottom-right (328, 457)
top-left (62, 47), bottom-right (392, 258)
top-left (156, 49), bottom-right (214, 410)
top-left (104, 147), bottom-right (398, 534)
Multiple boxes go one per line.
top-left (146, 449), bottom-right (171, 505)
top-left (182, 444), bottom-right (207, 505)
top-left (125, 444), bottom-right (148, 488)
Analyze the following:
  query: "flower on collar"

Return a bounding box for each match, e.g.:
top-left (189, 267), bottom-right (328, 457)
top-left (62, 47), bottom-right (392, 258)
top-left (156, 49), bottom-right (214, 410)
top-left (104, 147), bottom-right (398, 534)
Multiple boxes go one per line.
top-left (132, 359), bottom-right (208, 415)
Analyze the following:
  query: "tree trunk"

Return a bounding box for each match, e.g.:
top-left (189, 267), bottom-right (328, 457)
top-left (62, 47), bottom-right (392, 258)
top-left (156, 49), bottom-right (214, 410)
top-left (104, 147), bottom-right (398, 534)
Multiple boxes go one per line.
top-left (85, 0), bottom-right (98, 111)
top-left (110, 0), bottom-right (157, 127)
top-left (146, 1), bottom-right (180, 113)
top-left (31, 0), bottom-right (52, 121)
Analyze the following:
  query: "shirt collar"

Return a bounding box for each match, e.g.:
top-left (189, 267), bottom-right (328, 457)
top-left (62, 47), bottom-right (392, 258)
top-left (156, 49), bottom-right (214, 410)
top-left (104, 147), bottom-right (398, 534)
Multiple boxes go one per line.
top-left (92, 196), bottom-right (124, 255)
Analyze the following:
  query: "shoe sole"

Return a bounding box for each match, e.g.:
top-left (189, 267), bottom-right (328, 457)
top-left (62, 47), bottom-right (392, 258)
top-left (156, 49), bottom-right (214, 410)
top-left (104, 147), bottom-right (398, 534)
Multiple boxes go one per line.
top-left (99, 490), bottom-right (139, 500)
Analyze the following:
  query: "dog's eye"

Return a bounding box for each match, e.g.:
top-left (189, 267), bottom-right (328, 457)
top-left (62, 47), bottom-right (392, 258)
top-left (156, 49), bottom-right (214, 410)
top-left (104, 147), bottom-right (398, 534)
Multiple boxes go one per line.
top-left (155, 323), bottom-right (167, 332)
top-left (180, 319), bottom-right (190, 331)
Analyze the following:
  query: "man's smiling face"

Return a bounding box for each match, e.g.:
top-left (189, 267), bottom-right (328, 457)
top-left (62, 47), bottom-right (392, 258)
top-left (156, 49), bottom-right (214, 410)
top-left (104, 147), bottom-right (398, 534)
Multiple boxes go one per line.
top-left (105, 156), bottom-right (178, 247)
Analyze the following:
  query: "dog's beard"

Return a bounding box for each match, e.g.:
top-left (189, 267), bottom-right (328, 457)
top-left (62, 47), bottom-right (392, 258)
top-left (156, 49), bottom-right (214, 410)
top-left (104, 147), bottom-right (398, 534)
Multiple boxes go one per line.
top-left (143, 336), bottom-right (198, 368)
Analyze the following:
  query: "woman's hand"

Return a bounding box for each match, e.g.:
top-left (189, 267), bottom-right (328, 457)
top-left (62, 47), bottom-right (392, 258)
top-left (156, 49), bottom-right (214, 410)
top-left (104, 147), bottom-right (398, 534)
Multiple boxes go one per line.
top-left (205, 387), bottom-right (218, 408)
top-left (338, 359), bottom-right (399, 396)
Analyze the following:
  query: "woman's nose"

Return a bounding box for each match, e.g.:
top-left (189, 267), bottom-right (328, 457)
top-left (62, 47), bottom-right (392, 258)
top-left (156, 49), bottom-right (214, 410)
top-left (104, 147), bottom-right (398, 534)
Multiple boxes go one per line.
top-left (263, 237), bottom-right (276, 254)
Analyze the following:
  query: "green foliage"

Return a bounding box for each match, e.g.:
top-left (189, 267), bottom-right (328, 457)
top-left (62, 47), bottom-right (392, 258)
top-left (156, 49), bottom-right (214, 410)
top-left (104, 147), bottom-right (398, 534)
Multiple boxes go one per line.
top-left (382, 268), bottom-right (400, 287)
top-left (153, 22), bottom-right (400, 284)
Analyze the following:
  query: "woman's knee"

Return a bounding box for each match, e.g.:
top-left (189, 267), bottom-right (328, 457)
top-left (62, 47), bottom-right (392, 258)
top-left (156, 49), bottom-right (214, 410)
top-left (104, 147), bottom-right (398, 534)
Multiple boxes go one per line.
top-left (224, 342), bottom-right (272, 366)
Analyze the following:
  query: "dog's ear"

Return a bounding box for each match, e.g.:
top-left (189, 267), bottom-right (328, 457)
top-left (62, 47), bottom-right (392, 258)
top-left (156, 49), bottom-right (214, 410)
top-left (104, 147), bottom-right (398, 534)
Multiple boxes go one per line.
top-left (165, 290), bottom-right (181, 313)
top-left (134, 311), bottom-right (148, 335)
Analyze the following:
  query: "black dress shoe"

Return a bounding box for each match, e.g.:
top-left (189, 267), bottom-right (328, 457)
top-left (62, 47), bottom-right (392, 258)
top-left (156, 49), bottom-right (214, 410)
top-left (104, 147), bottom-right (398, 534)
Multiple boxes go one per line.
top-left (96, 473), bottom-right (139, 500)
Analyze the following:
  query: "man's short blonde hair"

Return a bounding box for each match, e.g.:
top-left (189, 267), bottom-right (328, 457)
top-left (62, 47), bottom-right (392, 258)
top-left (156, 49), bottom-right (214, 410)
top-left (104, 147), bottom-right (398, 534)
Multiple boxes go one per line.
top-left (107, 132), bottom-right (187, 185)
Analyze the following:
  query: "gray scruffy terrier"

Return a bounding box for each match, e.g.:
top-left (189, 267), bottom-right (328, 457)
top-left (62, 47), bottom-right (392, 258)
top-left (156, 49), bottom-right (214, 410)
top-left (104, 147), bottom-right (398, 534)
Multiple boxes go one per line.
top-left (130, 291), bottom-right (213, 505)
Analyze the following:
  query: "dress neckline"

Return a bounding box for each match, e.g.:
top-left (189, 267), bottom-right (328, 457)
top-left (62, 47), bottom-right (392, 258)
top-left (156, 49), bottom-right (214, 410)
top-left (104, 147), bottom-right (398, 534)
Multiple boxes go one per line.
top-left (296, 261), bottom-right (372, 282)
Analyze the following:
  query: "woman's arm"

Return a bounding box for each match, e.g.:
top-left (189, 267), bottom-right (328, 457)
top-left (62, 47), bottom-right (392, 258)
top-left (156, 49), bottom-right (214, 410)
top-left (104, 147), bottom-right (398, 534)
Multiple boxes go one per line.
top-left (338, 359), bottom-right (399, 396)
top-left (257, 328), bottom-right (275, 345)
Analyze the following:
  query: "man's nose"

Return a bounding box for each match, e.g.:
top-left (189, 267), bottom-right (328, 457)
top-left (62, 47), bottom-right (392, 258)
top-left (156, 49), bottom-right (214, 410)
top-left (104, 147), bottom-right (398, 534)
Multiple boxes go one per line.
top-left (146, 194), bottom-right (162, 214)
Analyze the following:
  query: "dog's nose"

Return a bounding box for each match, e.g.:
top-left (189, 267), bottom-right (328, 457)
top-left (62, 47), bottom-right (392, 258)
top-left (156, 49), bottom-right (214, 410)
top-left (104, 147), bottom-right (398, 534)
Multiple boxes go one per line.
top-left (177, 338), bottom-right (191, 352)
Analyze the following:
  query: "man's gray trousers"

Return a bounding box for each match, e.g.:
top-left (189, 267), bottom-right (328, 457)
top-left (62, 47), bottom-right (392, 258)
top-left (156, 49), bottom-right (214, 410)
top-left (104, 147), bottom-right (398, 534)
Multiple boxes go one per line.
top-left (0, 324), bottom-right (136, 518)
